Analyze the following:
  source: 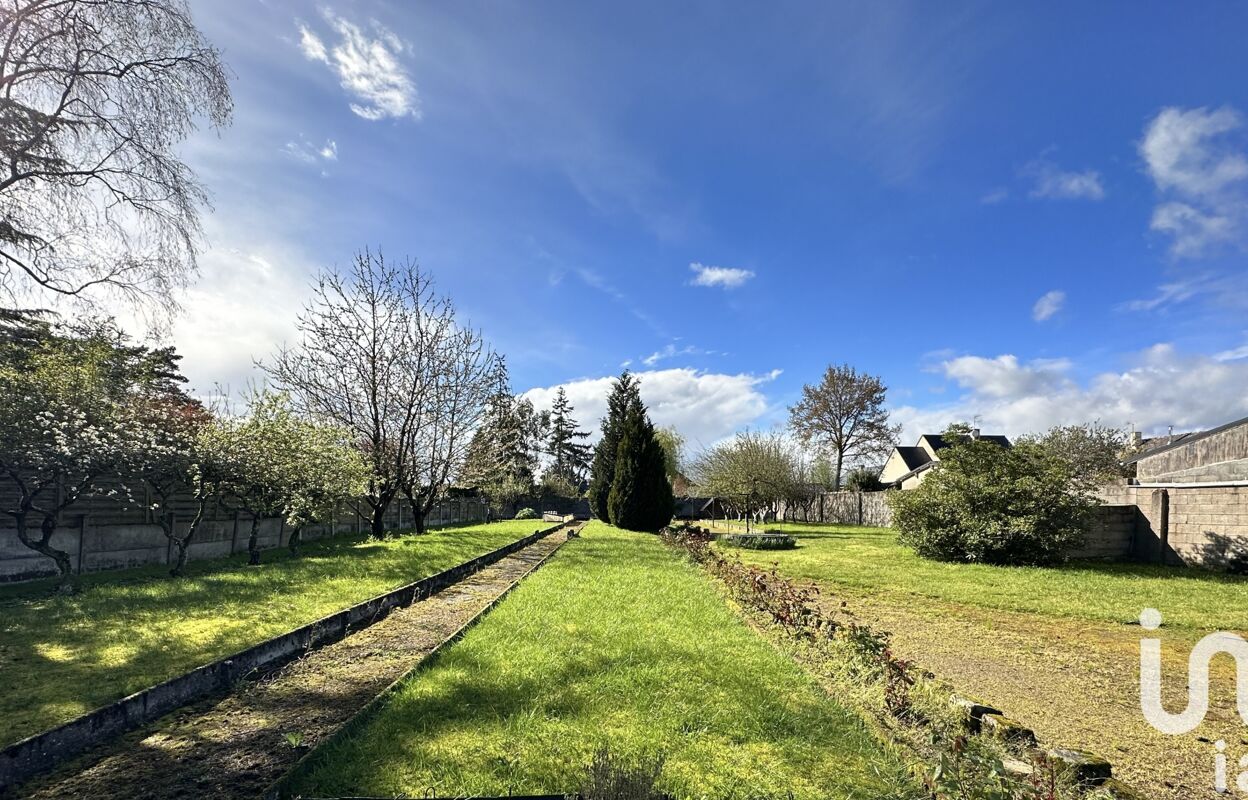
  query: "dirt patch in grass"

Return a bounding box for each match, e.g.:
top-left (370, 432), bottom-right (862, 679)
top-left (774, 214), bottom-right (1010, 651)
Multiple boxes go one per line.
top-left (5, 530), bottom-right (569, 800)
top-left (828, 587), bottom-right (1238, 800)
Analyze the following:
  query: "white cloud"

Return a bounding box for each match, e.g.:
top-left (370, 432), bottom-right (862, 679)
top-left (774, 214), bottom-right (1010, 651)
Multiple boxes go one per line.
top-left (641, 342), bottom-right (709, 366)
top-left (1215, 338), bottom-right (1248, 362)
top-left (893, 346), bottom-right (1248, 443)
top-left (1031, 289), bottom-right (1065, 321)
top-left (296, 13), bottom-right (420, 121)
top-left (522, 368), bottom-right (781, 447)
top-left (283, 136), bottom-right (339, 168)
top-left (689, 262), bottom-right (755, 289)
top-left (1140, 106), bottom-right (1248, 257)
top-left (1022, 158), bottom-right (1104, 200)
top-left (980, 187), bottom-right (1008, 205)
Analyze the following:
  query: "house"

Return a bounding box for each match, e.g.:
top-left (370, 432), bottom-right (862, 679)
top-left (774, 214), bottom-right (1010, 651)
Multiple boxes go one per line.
top-left (879, 430), bottom-right (1011, 489)
top-left (1123, 415), bottom-right (1248, 483)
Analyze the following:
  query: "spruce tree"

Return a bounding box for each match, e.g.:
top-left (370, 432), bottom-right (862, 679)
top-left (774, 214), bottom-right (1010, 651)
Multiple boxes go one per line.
top-left (588, 372), bottom-right (641, 520)
top-left (547, 387), bottom-right (592, 486)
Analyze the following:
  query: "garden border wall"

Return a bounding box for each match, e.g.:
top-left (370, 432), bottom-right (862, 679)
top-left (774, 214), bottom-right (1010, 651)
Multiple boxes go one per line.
top-left (0, 522), bottom-right (566, 791)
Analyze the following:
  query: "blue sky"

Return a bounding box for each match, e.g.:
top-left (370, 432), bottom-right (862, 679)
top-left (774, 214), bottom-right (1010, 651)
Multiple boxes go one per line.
top-left (151, 0), bottom-right (1248, 448)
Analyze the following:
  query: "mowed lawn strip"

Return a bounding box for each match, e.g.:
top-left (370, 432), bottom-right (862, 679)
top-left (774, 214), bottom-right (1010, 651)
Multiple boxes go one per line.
top-left (293, 523), bottom-right (918, 800)
top-left (711, 521), bottom-right (1248, 632)
top-left (0, 520), bottom-right (549, 747)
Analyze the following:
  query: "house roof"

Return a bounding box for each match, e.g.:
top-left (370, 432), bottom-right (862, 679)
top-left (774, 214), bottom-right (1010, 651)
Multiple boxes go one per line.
top-left (921, 433), bottom-right (1012, 450)
top-left (894, 446), bottom-right (934, 471)
top-left (1122, 415), bottom-right (1248, 465)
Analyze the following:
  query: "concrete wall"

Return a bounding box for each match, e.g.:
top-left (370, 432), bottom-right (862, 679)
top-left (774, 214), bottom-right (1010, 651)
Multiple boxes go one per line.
top-left (1071, 505), bottom-right (1137, 560)
top-left (1134, 420), bottom-right (1248, 482)
top-left (778, 491), bottom-right (893, 527)
top-left (1093, 480), bottom-right (1248, 567)
top-left (0, 495), bottom-right (491, 583)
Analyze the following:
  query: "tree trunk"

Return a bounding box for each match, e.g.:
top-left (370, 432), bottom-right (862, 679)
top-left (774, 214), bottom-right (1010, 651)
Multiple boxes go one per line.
top-left (247, 514), bottom-right (262, 565)
top-left (834, 450), bottom-right (845, 491)
top-left (370, 503), bottom-right (387, 539)
top-left (287, 526), bottom-right (303, 555)
top-left (15, 513), bottom-right (75, 593)
top-left (412, 507), bottom-right (426, 535)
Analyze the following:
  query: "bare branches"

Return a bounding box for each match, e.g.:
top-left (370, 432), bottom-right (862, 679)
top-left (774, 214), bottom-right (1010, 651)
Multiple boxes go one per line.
top-left (263, 250), bottom-right (499, 537)
top-left (0, 0), bottom-right (232, 311)
top-left (788, 363), bottom-right (900, 489)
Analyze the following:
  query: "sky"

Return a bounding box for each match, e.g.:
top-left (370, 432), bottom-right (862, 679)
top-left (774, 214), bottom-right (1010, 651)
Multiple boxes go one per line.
top-left (121, 0), bottom-right (1248, 451)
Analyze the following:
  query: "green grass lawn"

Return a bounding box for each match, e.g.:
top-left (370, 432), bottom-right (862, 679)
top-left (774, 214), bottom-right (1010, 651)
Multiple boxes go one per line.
top-left (292, 523), bottom-right (919, 800)
top-left (709, 520), bottom-right (1248, 632)
top-left (0, 519), bottom-right (549, 747)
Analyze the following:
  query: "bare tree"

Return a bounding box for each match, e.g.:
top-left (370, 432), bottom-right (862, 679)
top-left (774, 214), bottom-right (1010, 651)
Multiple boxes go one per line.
top-left (402, 324), bottom-right (496, 533)
top-left (788, 363), bottom-right (900, 489)
top-left (0, 0), bottom-right (232, 308)
top-left (264, 250), bottom-right (497, 538)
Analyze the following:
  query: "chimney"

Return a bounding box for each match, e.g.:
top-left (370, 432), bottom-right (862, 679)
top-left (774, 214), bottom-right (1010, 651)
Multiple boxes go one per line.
top-left (1130, 431), bottom-right (1143, 447)
top-left (970, 428), bottom-right (981, 440)
top-left (1167, 425), bottom-right (1174, 445)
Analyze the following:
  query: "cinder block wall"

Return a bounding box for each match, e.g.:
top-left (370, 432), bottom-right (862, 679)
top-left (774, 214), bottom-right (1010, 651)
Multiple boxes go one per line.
top-left (1092, 481), bottom-right (1248, 567)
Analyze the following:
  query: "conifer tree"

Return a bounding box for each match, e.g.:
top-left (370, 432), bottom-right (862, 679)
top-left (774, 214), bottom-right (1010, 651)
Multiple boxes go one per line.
top-left (606, 401), bottom-right (674, 531)
top-left (589, 372), bottom-right (641, 520)
top-left (546, 387), bottom-right (592, 486)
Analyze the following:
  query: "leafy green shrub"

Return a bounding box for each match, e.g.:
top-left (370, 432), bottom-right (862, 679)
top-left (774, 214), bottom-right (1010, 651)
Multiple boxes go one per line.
top-left (888, 429), bottom-right (1094, 566)
top-left (721, 533), bottom-right (796, 550)
top-left (513, 507), bottom-right (538, 520)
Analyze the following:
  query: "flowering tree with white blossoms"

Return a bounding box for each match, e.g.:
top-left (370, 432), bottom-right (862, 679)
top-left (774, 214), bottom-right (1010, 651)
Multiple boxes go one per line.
top-left (214, 391), bottom-right (368, 565)
top-left (0, 313), bottom-right (175, 590)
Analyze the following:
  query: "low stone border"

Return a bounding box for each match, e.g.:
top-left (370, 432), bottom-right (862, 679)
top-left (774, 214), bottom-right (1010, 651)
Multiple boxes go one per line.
top-left (954, 696), bottom-right (1143, 798)
top-left (263, 524), bottom-right (582, 800)
top-left (0, 523), bottom-right (567, 791)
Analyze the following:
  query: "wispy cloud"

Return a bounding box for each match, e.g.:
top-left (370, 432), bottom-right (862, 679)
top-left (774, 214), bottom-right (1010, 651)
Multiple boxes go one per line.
top-left (641, 342), bottom-right (716, 366)
top-left (1022, 158), bottom-right (1105, 200)
top-left (297, 12), bottom-right (420, 121)
top-left (574, 267), bottom-right (666, 337)
top-left (1032, 289), bottom-right (1065, 321)
top-left (980, 187), bottom-right (1009, 205)
top-left (1140, 106), bottom-right (1248, 257)
top-left (282, 136), bottom-right (338, 170)
top-left (689, 262), bottom-right (755, 289)
top-left (1121, 277), bottom-right (1209, 312)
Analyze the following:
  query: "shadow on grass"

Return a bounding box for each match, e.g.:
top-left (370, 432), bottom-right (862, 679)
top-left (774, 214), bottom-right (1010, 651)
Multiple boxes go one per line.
top-left (0, 523), bottom-right (536, 748)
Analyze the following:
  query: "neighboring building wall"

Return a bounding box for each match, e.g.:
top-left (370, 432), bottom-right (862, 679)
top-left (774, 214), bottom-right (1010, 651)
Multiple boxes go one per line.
top-left (1134, 421), bottom-right (1248, 482)
top-left (879, 450), bottom-right (914, 485)
top-left (900, 470), bottom-right (930, 490)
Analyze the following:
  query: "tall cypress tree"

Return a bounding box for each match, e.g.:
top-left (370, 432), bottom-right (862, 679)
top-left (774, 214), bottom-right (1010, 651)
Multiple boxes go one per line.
top-left (605, 387), bottom-right (675, 532)
top-left (588, 372), bottom-right (641, 520)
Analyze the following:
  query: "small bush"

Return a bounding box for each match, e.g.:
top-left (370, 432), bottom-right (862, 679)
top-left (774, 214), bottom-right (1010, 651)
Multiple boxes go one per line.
top-left (721, 533), bottom-right (796, 550)
top-left (888, 430), bottom-right (1093, 566)
top-left (514, 507), bottom-right (538, 520)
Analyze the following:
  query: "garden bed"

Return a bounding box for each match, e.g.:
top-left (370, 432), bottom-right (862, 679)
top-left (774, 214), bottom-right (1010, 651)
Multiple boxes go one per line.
top-left (719, 532), bottom-right (796, 550)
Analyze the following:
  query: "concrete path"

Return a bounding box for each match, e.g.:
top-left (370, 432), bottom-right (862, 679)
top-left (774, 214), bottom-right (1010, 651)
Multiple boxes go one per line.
top-left (7, 528), bottom-right (573, 800)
